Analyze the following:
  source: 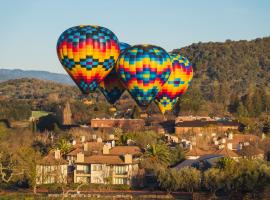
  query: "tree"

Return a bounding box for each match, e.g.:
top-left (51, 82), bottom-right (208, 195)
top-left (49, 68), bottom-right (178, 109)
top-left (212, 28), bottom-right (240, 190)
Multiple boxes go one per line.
top-left (143, 143), bottom-right (170, 167)
top-left (158, 167), bottom-right (201, 192)
top-left (177, 167), bottom-right (201, 192)
top-left (16, 146), bottom-right (42, 194)
top-left (204, 168), bottom-right (224, 197)
top-left (0, 151), bottom-right (24, 184)
top-left (54, 138), bottom-right (72, 156)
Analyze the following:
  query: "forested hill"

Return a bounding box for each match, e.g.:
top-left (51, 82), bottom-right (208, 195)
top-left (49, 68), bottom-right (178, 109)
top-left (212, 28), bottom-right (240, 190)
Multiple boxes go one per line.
top-left (172, 37), bottom-right (270, 96)
top-left (172, 37), bottom-right (270, 117)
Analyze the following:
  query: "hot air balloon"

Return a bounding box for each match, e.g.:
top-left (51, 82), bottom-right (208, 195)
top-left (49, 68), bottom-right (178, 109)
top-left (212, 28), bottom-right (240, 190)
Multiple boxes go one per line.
top-left (119, 42), bottom-right (131, 52)
top-left (116, 45), bottom-right (171, 108)
top-left (57, 25), bottom-right (120, 94)
top-left (155, 54), bottom-right (193, 114)
top-left (99, 42), bottom-right (131, 104)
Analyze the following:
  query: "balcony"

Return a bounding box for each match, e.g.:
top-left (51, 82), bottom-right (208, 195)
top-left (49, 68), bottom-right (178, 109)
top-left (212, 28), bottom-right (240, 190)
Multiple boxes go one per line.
top-left (75, 170), bottom-right (91, 176)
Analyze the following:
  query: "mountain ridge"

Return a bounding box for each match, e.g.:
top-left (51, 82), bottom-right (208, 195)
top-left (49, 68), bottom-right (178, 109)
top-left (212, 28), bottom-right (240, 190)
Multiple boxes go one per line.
top-left (0, 68), bottom-right (73, 85)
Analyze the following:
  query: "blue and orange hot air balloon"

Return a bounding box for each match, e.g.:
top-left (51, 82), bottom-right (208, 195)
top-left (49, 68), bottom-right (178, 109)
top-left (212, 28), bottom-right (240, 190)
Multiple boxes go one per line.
top-left (116, 45), bottom-right (171, 108)
top-left (155, 54), bottom-right (193, 114)
top-left (57, 25), bottom-right (120, 94)
top-left (99, 42), bottom-right (131, 104)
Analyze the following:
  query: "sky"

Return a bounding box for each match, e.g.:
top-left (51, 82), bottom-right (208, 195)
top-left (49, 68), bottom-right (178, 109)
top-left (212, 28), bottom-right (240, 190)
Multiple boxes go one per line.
top-left (0, 0), bottom-right (269, 73)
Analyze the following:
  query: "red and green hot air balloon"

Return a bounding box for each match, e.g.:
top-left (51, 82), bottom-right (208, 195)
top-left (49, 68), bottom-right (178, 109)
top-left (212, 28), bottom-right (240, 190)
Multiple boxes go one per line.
top-left (99, 42), bottom-right (131, 104)
top-left (116, 45), bottom-right (171, 108)
top-left (155, 54), bottom-right (193, 114)
top-left (57, 25), bottom-right (120, 94)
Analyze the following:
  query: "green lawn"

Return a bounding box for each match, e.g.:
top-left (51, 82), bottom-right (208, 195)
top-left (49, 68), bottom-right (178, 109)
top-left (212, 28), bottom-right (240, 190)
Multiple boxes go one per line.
top-left (31, 111), bottom-right (51, 119)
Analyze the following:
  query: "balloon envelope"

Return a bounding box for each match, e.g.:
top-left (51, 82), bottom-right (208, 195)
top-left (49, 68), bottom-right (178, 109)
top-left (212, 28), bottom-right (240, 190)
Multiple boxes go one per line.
top-left (99, 42), bottom-right (131, 104)
top-left (116, 45), bottom-right (171, 108)
top-left (57, 25), bottom-right (120, 94)
top-left (119, 42), bottom-right (131, 52)
top-left (155, 54), bottom-right (193, 114)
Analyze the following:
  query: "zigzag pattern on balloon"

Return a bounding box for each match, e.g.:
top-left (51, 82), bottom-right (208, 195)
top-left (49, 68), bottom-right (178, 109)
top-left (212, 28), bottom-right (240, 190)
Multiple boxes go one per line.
top-left (155, 54), bottom-right (193, 114)
top-left (116, 45), bottom-right (171, 107)
top-left (57, 25), bottom-right (120, 94)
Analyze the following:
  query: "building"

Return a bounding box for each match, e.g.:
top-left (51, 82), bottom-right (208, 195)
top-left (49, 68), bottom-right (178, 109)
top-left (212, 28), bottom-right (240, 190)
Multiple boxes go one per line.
top-left (36, 150), bottom-right (70, 184)
top-left (91, 118), bottom-right (145, 131)
top-left (73, 152), bottom-right (140, 186)
top-left (174, 154), bottom-right (225, 170)
top-left (175, 120), bottom-right (239, 135)
top-left (237, 145), bottom-right (264, 159)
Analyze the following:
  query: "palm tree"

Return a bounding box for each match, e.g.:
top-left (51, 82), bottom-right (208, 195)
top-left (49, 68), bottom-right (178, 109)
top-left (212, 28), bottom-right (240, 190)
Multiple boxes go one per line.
top-left (144, 143), bottom-right (170, 166)
top-left (54, 138), bottom-right (72, 155)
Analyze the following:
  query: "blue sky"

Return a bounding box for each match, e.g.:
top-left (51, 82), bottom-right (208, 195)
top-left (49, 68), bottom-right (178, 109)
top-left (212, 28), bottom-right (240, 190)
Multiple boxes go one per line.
top-left (0, 0), bottom-right (269, 73)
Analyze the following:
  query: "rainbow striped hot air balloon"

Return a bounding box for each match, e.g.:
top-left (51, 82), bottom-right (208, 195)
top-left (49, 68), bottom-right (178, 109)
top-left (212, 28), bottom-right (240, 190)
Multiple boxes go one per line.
top-left (155, 54), bottom-right (193, 114)
top-left (57, 25), bottom-right (120, 94)
top-left (116, 45), bottom-right (171, 108)
top-left (98, 42), bottom-right (131, 104)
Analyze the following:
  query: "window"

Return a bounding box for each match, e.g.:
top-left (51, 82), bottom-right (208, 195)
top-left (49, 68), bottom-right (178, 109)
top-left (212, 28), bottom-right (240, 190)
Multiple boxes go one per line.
top-left (77, 165), bottom-right (90, 173)
top-left (92, 164), bottom-right (102, 171)
top-left (114, 165), bottom-right (127, 175)
top-left (113, 178), bottom-right (127, 184)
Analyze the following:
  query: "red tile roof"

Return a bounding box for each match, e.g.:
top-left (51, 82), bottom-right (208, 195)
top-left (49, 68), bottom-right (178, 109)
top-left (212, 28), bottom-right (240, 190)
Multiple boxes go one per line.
top-left (76, 155), bottom-right (136, 165)
top-left (109, 146), bottom-right (142, 156)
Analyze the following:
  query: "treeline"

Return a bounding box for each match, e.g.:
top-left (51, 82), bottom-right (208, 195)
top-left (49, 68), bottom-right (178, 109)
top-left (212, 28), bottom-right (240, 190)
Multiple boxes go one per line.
top-left (172, 37), bottom-right (270, 117)
top-left (0, 100), bottom-right (31, 121)
top-left (157, 158), bottom-right (270, 198)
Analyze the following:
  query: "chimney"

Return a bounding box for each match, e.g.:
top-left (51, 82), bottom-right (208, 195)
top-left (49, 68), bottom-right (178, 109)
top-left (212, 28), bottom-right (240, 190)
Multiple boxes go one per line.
top-left (54, 149), bottom-right (61, 160)
top-left (83, 143), bottom-right (88, 151)
top-left (103, 145), bottom-right (110, 155)
top-left (81, 136), bottom-right (86, 143)
top-left (218, 144), bottom-right (225, 149)
top-left (124, 154), bottom-right (132, 164)
top-left (72, 140), bottom-right (76, 146)
top-left (227, 143), bottom-right (233, 150)
top-left (237, 143), bottom-right (243, 150)
top-left (228, 133), bottom-right (233, 140)
top-left (111, 140), bottom-right (115, 147)
top-left (97, 137), bottom-right (103, 143)
top-left (221, 138), bottom-right (226, 144)
top-left (189, 144), bottom-right (193, 150)
top-left (76, 152), bottom-right (84, 162)
top-left (92, 134), bottom-right (97, 140)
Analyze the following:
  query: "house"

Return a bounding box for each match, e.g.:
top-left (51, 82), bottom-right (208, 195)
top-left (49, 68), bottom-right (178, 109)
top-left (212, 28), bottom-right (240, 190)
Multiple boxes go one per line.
top-left (185, 145), bottom-right (214, 160)
top-left (237, 145), bottom-right (264, 159)
top-left (185, 144), bottom-right (239, 160)
top-left (73, 152), bottom-right (140, 186)
top-left (174, 154), bottom-right (225, 170)
top-left (36, 150), bottom-right (70, 185)
top-left (66, 141), bottom-right (105, 163)
top-left (91, 118), bottom-right (145, 131)
top-left (175, 120), bottom-right (239, 135)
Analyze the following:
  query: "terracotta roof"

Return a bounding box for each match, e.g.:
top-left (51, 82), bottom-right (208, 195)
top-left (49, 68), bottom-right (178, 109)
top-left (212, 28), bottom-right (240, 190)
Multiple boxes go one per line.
top-left (109, 146), bottom-right (142, 156)
top-left (67, 142), bottom-right (103, 156)
top-left (76, 155), bottom-right (135, 165)
top-left (237, 145), bottom-right (264, 157)
top-left (228, 134), bottom-right (260, 149)
top-left (38, 152), bottom-right (68, 165)
top-left (176, 120), bottom-right (239, 127)
top-left (186, 147), bottom-right (215, 157)
top-left (214, 147), bottom-right (239, 158)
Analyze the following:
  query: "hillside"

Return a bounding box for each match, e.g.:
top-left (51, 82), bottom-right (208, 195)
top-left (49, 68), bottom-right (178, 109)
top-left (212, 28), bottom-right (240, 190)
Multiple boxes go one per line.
top-left (0, 78), bottom-right (79, 100)
top-left (0, 68), bottom-right (73, 85)
top-left (0, 37), bottom-right (269, 118)
top-left (172, 37), bottom-right (270, 97)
